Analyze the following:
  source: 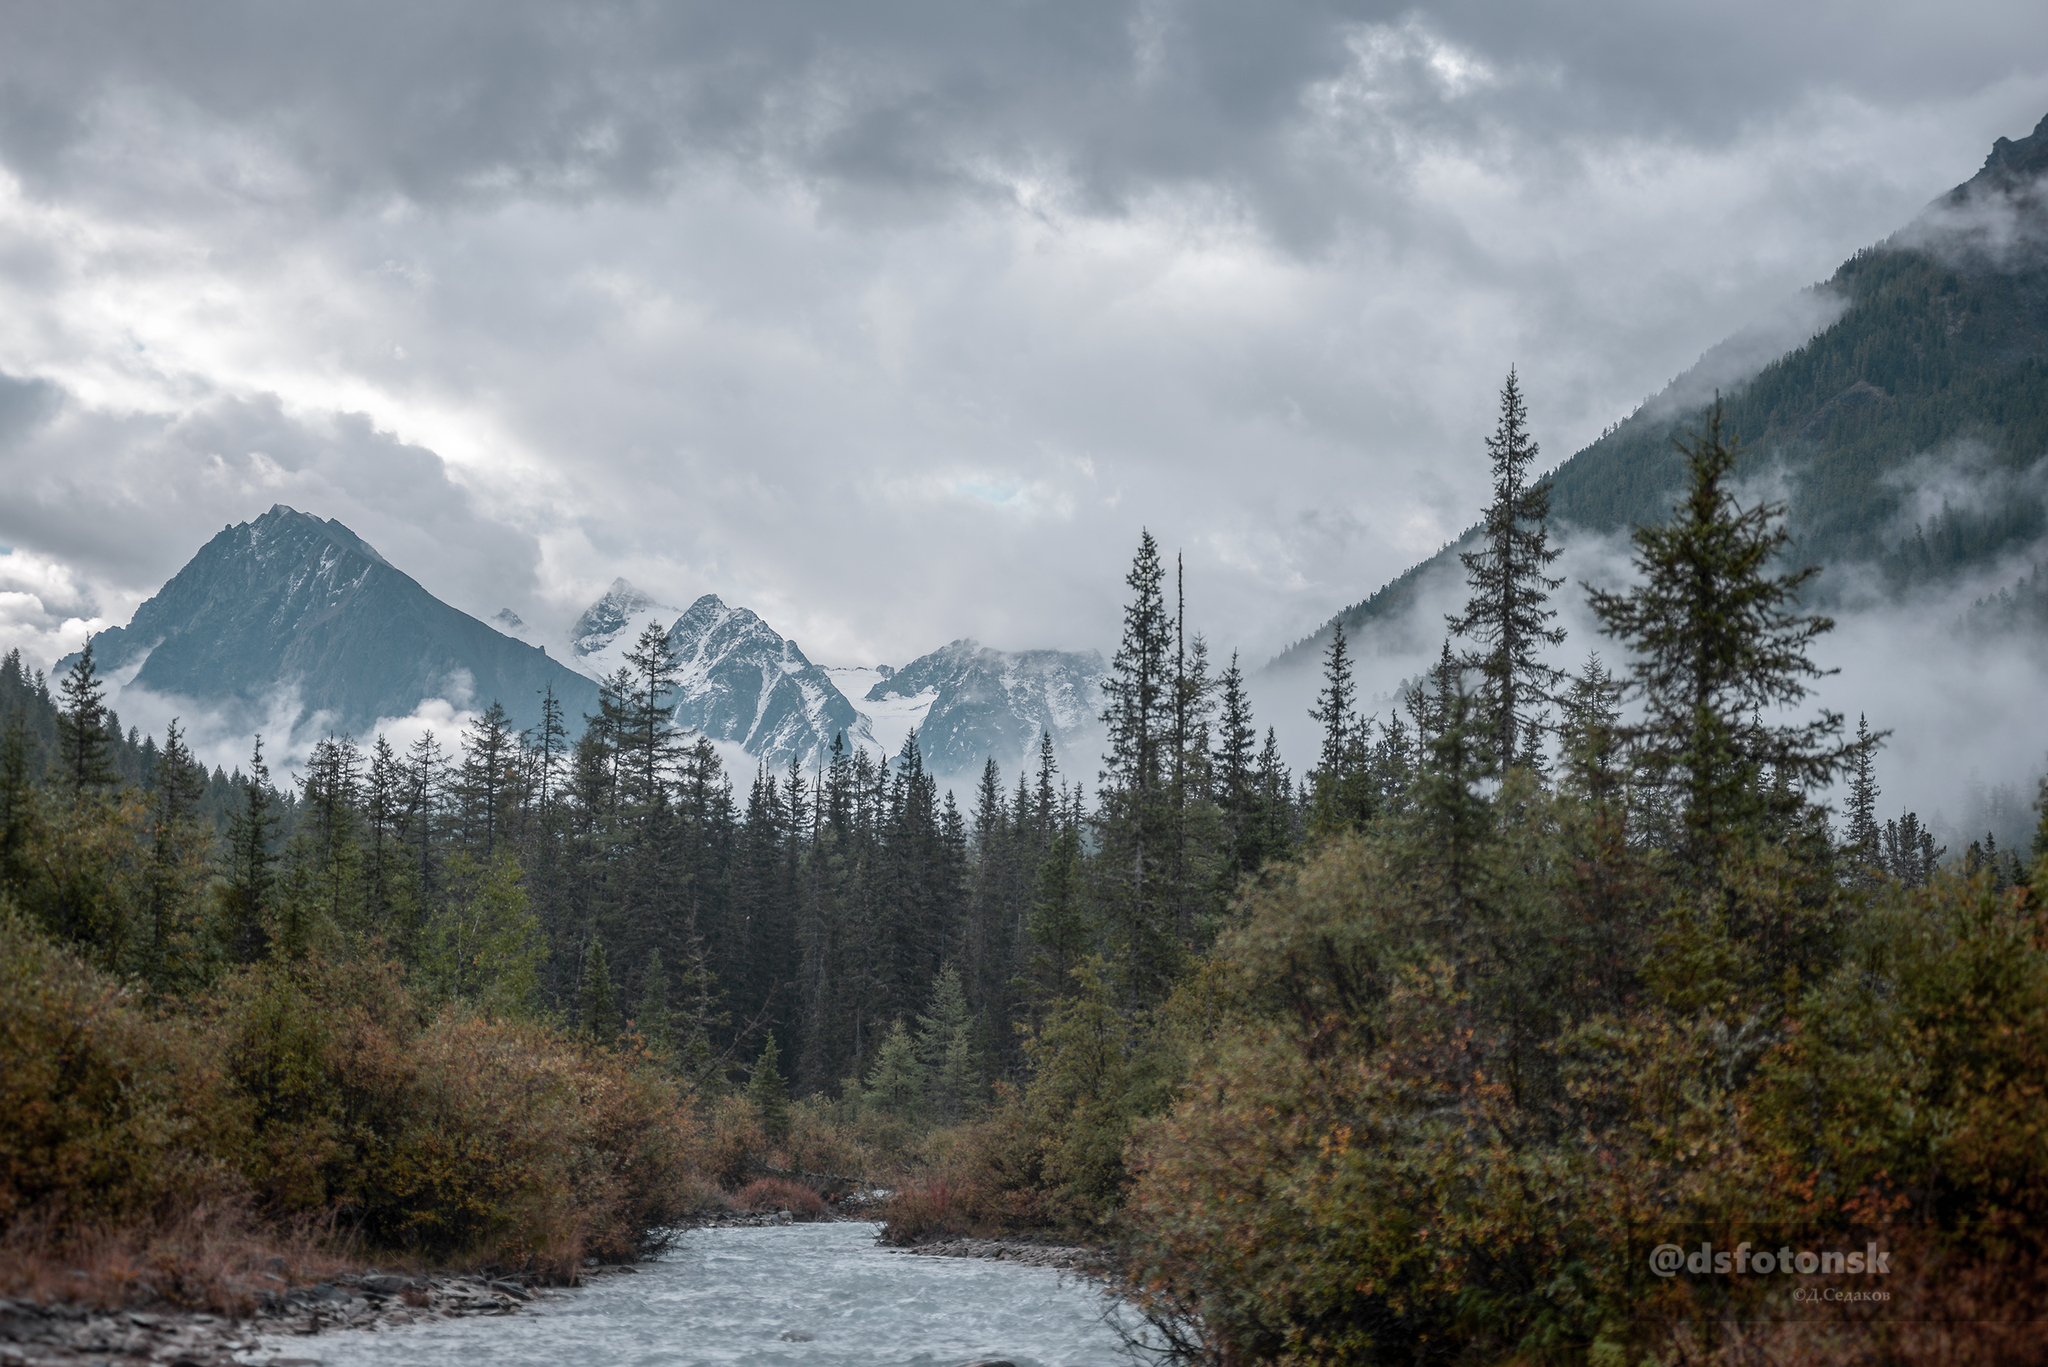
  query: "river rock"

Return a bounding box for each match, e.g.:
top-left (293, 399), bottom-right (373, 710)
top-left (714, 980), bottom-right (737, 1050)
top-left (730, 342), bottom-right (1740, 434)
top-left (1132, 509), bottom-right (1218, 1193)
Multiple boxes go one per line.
top-left (904, 1237), bottom-right (1103, 1272)
top-left (361, 1274), bottom-right (418, 1296)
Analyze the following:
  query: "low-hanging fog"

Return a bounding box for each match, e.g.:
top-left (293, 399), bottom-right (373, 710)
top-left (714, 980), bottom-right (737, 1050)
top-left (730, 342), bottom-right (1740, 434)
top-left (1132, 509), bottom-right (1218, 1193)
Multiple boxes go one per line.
top-left (1251, 451), bottom-right (2048, 859)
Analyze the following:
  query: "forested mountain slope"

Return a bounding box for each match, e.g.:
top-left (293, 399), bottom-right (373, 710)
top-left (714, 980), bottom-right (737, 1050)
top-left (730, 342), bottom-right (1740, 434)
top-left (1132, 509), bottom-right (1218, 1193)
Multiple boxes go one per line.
top-left (1271, 111), bottom-right (2048, 671)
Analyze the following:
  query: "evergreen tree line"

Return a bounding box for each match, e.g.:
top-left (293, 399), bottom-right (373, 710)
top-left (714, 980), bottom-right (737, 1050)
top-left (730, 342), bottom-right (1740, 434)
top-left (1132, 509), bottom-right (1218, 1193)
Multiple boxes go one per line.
top-left (0, 564), bottom-right (1311, 1117)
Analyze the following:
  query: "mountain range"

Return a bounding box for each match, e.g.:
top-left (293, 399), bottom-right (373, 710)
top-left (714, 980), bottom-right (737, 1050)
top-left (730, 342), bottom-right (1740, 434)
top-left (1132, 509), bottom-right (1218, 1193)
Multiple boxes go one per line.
top-left (1271, 110), bottom-right (2048, 672)
top-left (69, 509), bottom-right (1107, 778)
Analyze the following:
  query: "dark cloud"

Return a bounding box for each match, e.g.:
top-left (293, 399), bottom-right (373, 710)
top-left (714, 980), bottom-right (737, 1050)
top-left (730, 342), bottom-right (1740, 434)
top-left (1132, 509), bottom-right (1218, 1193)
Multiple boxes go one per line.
top-left (0, 1), bottom-right (2035, 233)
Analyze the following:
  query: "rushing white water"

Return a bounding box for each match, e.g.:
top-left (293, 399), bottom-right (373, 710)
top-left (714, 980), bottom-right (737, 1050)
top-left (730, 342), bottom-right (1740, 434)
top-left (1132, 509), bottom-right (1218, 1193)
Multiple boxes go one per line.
top-left (254, 1223), bottom-right (1151, 1367)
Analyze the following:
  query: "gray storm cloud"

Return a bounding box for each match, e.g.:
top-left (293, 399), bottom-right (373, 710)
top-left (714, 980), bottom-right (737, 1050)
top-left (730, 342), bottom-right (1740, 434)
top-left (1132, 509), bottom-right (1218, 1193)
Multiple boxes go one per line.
top-left (0, 0), bottom-right (2044, 797)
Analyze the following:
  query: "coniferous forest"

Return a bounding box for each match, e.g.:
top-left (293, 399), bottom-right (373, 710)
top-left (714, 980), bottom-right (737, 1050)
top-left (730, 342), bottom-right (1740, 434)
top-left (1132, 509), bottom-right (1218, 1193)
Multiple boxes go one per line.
top-left (8, 379), bottom-right (2048, 1363)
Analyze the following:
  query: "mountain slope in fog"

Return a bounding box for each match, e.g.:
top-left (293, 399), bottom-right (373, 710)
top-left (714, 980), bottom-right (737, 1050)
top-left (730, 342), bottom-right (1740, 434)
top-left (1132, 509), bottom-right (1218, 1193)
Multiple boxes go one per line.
top-left (1272, 111), bottom-right (2048, 672)
top-left (66, 505), bottom-right (600, 738)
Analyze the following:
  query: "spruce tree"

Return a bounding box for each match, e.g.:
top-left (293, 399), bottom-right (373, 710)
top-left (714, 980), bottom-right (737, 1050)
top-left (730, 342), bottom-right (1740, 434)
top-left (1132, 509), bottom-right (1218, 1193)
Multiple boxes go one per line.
top-left (1448, 369), bottom-right (1565, 773)
top-left (1307, 622), bottom-right (1373, 835)
top-left (1239, 729), bottom-right (1294, 863)
top-left (1029, 820), bottom-right (1090, 999)
top-left (1405, 644), bottom-right (1491, 911)
top-left (533, 684), bottom-right (568, 812)
top-left (1843, 714), bottom-right (1885, 874)
top-left (1882, 811), bottom-right (1944, 887)
top-left (362, 735), bottom-right (425, 957)
top-left (1097, 530), bottom-right (1179, 1002)
top-left (916, 963), bottom-right (980, 1123)
top-left (1033, 731), bottom-right (1060, 846)
top-left (0, 713), bottom-right (36, 900)
top-left (55, 636), bottom-right (116, 792)
top-left (457, 701), bottom-right (519, 857)
top-left (1213, 652), bottom-right (1269, 876)
top-left (1372, 708), bottom-right (1415, 814)
top-left (1213, 653), bottom-right (1256, 810)
top-left (296, 735), bottom-right (364, 941)
top-left (1586, 402), bottom-right (1852, 870)
top-left (141, 718), bottom-right (208, 990)
top-left (861, 1019), bottom-right (925, 1120)
top-left (1558, 657), bottom-right (1625, 808)
top-left (403, 730), bottom-right (450, 905)
top-left (622, 621), bottom-right (684, 811)
top-left (749, 1034), bottom-right (791, 1145)
top-left (580, 938), bottom-right (619, 1041)
top-left (223, 735), bottom-right (281, 963)
top-left (636, 948), bottom-right (673, 1054)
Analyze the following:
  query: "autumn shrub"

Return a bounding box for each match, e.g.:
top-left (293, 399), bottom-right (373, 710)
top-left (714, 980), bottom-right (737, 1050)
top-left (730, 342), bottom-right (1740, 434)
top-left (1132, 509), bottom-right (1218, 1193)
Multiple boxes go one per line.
top-left (878, 1104), bottom-right (1051, 1245)
top-left (1118, 811), bottom-right (1721, 1364)
top-left (702, 1093), bottom-right (767, 1190)
top-left (1119, 802), bottom-right (2048, 1366)
top-left (3, 915), bottom-right (702, 1283)
top-left (784, 1098), bottom-right (882, 1183)
top-left (733, 1178), bottom-right (827, 1219)
top-left (207, 954), bottom-right (421, 1216)
top-left (0, 903), bottom-right (246, 1226)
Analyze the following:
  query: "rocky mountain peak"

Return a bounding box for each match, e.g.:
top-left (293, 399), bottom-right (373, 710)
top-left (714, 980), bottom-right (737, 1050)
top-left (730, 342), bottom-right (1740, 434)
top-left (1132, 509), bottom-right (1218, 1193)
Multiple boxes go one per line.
top-left (1981, 111), bottom-right (2048, 183)
top-left (570, 578), bottom-right (675, 660)
top-left (67, 507), bottom-right (597, 748)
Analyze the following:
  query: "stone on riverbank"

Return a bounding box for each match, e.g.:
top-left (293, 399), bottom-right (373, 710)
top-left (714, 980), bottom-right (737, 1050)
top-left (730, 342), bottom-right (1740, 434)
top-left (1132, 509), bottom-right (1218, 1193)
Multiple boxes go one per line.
top-left (902, 1237), bottom-right (1102, 1272)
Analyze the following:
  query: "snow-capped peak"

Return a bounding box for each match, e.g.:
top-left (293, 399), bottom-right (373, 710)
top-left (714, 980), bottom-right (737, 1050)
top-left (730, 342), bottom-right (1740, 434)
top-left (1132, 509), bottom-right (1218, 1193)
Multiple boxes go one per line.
top-left (567, 578), bottom-right (681, 679)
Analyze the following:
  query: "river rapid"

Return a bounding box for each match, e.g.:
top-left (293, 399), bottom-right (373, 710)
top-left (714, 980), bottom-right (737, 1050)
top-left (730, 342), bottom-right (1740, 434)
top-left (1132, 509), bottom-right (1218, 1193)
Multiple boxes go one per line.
top-left (252, 1223), bottom-right (1151, 1367)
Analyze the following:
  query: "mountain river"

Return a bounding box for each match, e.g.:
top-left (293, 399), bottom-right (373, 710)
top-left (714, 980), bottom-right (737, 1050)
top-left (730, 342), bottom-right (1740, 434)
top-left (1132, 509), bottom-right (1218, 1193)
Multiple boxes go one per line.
top-left (251, 1223), bottom-right (1153, 1367)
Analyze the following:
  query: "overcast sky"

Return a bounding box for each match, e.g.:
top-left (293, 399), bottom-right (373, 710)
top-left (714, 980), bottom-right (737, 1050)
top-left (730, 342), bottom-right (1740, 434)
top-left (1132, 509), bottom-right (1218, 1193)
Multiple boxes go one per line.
top-left (1, 0), bottom-right (2045, 683)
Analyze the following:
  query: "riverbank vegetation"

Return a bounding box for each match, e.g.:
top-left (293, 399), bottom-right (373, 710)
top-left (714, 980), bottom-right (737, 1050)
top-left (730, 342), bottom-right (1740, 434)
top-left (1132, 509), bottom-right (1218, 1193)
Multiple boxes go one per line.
top-left (5, 376), bottom-right (2047, 1360)
top-left (878, 383), bottom-right (2048, 1364)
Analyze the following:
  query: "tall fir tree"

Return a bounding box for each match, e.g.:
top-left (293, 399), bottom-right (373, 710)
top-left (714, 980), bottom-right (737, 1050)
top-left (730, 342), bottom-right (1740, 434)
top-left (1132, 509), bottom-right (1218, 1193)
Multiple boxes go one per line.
top-left (293, 735), bottom-right (365, 945)
top-left (223, 735), bottom-right (281, 963)
top-left (1447, 369), bottom-right (1565, 773)
top-left (636, 947), bottom-right (673, 1054)
top-left (1586, 402), bottom-right (1853, 871)
top-left (579, 937), bottom-right (619, 1041)
top-left (1843, 713), bottom-right (1885, 874)
top-left (141, 717), bottom-right (209, 990)
top-left (1097, 530), bottom-right (1179, 1003)
top-left (54, 636), bottom-right (117, 792)
top-left (457, 701), bottom-right (520, 858)
top-left (749, 1034), bottom-right (791, 1144)
top-left (1307, 622), bottom-right (1374, 836)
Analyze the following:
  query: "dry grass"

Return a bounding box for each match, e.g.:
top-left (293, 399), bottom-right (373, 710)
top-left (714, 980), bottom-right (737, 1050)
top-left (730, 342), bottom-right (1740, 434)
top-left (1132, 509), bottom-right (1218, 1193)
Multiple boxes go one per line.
top-left (0, 1199), bottom-right (359, 1314)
